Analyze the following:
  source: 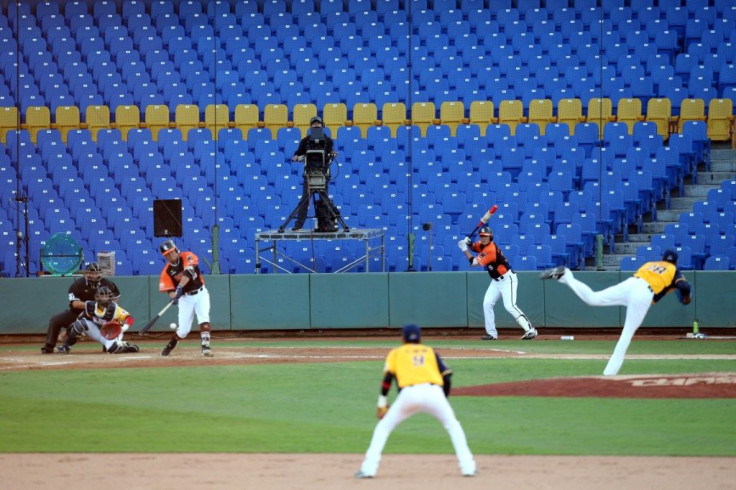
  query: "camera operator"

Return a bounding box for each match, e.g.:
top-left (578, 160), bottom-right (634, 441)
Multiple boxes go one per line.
top-left (289, 116), bottom-right (337, 231)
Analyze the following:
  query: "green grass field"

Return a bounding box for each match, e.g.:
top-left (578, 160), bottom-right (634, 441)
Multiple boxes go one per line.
top-left (1, 338), bottom-right (734, 456)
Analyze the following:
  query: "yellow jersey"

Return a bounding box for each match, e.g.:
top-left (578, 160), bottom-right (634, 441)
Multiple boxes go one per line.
top-left (633, 260), bottom-right (687, 303)
top-left (384, 343), bottom-right (449, 389)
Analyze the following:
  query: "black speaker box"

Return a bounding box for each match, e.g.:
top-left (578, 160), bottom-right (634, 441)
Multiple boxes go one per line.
top-left (153, 199), bottom-right (183, 237)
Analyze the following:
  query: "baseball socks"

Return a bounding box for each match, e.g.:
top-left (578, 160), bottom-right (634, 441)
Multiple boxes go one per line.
top-left (200, 324), bottom-right (213, 357)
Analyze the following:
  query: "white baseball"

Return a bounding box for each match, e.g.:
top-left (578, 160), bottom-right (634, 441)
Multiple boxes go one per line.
top-left (169, 323), bottom-right (177, 330)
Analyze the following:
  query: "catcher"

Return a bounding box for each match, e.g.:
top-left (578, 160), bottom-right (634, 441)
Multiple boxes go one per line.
top-left (56, 286), bottom-right (139, 354)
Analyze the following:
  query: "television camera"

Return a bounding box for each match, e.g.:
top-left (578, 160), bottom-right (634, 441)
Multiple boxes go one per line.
top-left (278, 127), bottom-right (349, 233)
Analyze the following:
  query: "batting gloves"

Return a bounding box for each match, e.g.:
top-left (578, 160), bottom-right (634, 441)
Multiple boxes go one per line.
top-left (458, 239), bottom-right (469, 252)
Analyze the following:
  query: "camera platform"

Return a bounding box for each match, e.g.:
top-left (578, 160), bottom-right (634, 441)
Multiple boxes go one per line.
top-left (255, 228), bottom-right (385, 274)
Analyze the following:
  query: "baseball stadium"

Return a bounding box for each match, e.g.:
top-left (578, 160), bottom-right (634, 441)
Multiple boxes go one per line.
top-left (1, 0), bottom-right (735, 488)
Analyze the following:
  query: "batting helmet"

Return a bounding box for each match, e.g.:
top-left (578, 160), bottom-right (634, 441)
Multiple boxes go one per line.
top-left (160, 239), bottom-right (178, 256)
top-left (95, 285), bottom-right (115, 305)
top-left (662, 249), bottom-right (678, 264)
top-left (402, 324), bottom-right (421, 343)
top-left (478, 226), bottom-right (493, 240)
top-left (310, 116), bottom-right (324, 126)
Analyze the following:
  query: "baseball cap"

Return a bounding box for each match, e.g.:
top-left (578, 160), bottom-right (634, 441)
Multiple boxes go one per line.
top-left (310, 116), bottom-right (324, 126)
top-left (402, 324), bottom-right (421, 343)
top-left (662, 249), bottom-right (678, 264)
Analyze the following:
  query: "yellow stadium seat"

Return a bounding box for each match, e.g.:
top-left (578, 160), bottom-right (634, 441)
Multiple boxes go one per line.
top-left (205, 103), bottom-right (230, 138)
top-left (615, 98), bottom-right (644, 135)
top-left (84, 105), bottom-right (110, 141)
top-left (646, 98), bottom-right (673, 141)
top-left (25, 106), bottom-right (51, 144)
top-left (54, 106), bottom-right (80, 143)
top-left (175, 104), bottom-right (201, 141)
top-left (706, 98), bottom-right (734, 142)
top-left (353, 102), bottom-right (378, 138)
top-left (0, 106), bottom-right (19, 144)
top-left (114, 105), bottom-right (140, 141)
top-left (498, 99), bottom-right (525, 135)
top-left (468, 100), bottom-right (496, 136)
top-left (411, 101), bottom-right (436, 136)
top-left (678, 98), bottom-right (706, 133)
top-left (323, 102), bottom-right (348, 130)
top-left (264, 103), bottom-right (288, 139)
top-left (440, 101), bottom-right (465, 136)
top-left (233, 104), bottom-right (260, 138)
top-left (381, 102), bottom-right (407, 137)
top-left (586, 97), bottom-right (614, 139)
top-left (144, 104), bottom-right (171, 141)
top-left (527, 99), bottom-right (554, 135)
top-left (556, 98), bottom-right (585, 135)
top-left (293, 103), bottom-right (317, 138)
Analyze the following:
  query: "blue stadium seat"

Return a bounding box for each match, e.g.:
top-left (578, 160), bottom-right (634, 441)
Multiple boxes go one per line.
top-left (704, 256), bottom-right (730, 270)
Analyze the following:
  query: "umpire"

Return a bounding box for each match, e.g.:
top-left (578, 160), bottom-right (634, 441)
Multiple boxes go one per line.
top-left (41, 262), bottom-right (120, 354)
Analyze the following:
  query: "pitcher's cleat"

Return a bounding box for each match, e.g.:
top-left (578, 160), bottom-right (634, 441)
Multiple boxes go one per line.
top-left (539, 266), bottom-right (566, 280)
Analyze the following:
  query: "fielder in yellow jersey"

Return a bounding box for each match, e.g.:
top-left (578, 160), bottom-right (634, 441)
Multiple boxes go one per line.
top-left (540, 249), bottom-right (692, 375)
top-left (356, 324), bottom-right (476, 479)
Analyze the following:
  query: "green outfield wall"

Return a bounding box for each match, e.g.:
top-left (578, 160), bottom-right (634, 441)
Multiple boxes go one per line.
top-left (0, 271), bottom-right (733, 334)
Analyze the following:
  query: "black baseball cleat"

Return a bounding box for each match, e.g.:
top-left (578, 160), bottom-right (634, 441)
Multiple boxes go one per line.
top-left (41, 346), bottom-right (54, 354)
top-left (480, 334), bottom-right (498, 340)
top-left (56, 345), bottom-right (70, 354)
top-left (291, 225), bottom-right (303, 231)
top-left (161, 341), bottom-right (177, 357)
top-left (539, 266), bottom-right (566, 280)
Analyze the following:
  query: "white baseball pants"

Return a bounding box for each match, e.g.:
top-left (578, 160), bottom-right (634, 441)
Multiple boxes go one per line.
top-left (483, 271), bottom-right (532, 337)
top-left (175, 287), bottom-right (211, 337)
top-left (559, 270), bottom-right (654, 376)
top-left (359, 383), bottom-right (476, 477)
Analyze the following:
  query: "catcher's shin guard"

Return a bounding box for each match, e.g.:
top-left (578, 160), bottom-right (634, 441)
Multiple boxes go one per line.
top-left (62, 321), bottom-right (86, 349)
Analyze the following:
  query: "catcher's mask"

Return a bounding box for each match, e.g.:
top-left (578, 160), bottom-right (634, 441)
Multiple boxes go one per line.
top-left (478, 226), bottom-right (493, 241)
top-left (402, 324), bottom-right (421, 343)
top-left (160, 239), bottom-right (178, 256)
top-left (95, 285), bottom-right (115, 306)
top-left (84, 262), bottom-right (102, 283)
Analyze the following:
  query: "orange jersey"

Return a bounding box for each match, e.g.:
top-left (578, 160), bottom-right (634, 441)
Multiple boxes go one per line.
top-left (384, 343), bottom-right (449, 389)
top-left (159, 251), bottom-right (205, 293)
top-left (471, 241), bottom-right (510, 279)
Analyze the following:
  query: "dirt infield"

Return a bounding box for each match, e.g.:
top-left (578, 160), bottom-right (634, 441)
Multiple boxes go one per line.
top-left (3, 337), bottom-right (735, 489)
top-left (4, 454), bottom-right (736, 490)
top-left (2, 338), bottom-right (735, 400)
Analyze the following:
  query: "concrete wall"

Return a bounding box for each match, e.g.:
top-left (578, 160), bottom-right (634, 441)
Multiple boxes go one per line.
top-left (1, 271), bottom-right (733, 334)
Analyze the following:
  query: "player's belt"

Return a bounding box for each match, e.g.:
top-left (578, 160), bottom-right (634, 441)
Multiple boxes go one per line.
top-left (493, 270), bottom-right (514, 281)
top-left (186, 287), bottom-right (204, 296)
top-left (634, 276), bottom-right (654, 293)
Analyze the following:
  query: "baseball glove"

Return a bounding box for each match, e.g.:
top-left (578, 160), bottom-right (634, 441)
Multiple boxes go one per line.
top-left (100, 321), bottom-right (123, 340)
top-left (376, 405), bottom-right (389, 419)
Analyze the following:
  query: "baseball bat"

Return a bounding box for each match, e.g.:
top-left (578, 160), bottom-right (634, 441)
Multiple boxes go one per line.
top-left (139, 299), bottom-right (175, 335)
top-left (466, 205), bottom-right (498, 238)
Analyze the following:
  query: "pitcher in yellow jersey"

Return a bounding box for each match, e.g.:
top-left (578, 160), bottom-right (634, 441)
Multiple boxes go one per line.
top-left (540, 249), bottom-right (692, 376)
top-left (355, 324), bottom-right (476, 479)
